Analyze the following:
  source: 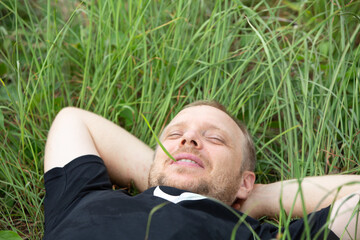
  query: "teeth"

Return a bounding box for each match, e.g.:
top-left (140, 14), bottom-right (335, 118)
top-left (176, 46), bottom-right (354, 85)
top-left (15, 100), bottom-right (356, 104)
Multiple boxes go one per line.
top-left (177, 159), bottom-right (197, 164)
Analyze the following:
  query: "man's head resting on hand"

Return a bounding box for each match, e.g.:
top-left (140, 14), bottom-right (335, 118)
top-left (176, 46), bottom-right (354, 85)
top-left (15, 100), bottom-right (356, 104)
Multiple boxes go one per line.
top-left (148, 100), bottom-right (256, 209)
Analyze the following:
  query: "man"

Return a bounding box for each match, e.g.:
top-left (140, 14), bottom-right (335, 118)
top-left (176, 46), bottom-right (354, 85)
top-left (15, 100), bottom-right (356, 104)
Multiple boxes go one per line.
top-left (44, 100), bottom-right (360, 239)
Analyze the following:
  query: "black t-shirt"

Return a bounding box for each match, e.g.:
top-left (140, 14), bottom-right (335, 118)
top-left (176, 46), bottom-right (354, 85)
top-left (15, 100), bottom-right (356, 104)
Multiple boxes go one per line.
top-left (44, 155), bottom-right (339, 239)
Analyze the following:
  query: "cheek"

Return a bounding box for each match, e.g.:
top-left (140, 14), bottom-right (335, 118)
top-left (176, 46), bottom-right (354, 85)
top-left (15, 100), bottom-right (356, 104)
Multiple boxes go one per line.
top-left (211, 149), bottom-right (240, 172)
top-left (153, 142), bottom-right (175, 165)
top-left (157, 141), bottom-right (176, 157)
top-left (153, 151), bottom-right (165, 167)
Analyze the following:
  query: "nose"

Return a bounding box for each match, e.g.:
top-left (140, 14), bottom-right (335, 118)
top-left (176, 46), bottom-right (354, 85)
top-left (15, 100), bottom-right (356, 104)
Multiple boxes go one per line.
top-left (181, 138), bottom-right (198, 147)
top-left (180, 131), bottom-right (201, 148)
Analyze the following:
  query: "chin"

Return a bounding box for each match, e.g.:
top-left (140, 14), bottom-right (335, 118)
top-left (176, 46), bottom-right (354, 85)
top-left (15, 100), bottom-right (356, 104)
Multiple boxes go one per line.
top-left (150, 173), bottom-right (211, 196)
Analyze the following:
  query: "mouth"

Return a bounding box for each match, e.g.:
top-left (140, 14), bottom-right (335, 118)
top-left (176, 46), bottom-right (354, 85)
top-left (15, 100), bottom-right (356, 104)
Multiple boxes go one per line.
top-left (172, 153), bottom-right (204, 168)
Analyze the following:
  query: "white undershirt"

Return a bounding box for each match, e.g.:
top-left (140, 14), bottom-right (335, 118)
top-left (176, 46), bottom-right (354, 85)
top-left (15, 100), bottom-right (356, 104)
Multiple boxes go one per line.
top-left (153, 186), bottom-right (207, 204)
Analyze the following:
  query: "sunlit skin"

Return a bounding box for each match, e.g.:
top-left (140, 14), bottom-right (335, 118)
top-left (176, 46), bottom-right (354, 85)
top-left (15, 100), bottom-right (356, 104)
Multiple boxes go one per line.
top-left (148, 105), bottom-right (255, 206)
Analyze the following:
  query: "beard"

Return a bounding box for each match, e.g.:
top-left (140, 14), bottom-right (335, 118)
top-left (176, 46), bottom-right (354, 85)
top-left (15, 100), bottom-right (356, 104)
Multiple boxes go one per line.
top-left (148, 160), bottom-right (242, 206)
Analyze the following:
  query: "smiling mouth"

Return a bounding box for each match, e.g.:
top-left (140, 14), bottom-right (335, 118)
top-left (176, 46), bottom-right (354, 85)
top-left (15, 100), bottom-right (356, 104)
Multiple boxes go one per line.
top-left (173, 159), bottom-right (203, 168)
top-left (170, 152), bottom-right (205, 168)
top-left (177, 159), bottom-right (198, 164)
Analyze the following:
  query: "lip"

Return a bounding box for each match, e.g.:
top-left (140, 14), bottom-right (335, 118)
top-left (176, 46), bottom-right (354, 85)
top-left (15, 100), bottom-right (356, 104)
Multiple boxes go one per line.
top-left (172, 153), bottom-right (204, 168)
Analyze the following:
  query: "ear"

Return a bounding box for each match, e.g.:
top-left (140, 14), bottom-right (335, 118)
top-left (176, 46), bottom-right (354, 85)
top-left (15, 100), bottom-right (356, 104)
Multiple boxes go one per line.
top-left (231, 171), bottom-right (255, 210)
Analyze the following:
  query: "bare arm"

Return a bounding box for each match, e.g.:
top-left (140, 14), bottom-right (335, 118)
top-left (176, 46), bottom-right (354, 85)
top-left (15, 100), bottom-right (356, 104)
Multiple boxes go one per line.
top-left (240, 175), bottom-right (360, 218)
top-left (240, 175), bottom-right (360, 238)
top-left (329, 188), bottom-right (360, 240)
top-left (44, 107), bottom-right (154, 191)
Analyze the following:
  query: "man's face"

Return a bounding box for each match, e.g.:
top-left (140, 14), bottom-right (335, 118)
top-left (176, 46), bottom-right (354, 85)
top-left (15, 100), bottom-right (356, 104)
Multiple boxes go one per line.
top-left (148, 105), bottom-right (246, 205)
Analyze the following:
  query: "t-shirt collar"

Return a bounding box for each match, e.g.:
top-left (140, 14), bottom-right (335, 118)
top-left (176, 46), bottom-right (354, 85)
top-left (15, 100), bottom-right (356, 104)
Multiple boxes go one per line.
top-left (152, 186), bottom-right (207, 204)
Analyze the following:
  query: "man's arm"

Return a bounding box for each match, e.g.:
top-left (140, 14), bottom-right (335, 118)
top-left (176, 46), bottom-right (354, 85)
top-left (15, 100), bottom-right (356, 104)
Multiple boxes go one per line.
top-left (44, 107), bottom-right (154, 191)
top-left (240, 175), bottom-right (360, 218)
top-left (329, 188), bottom-right (360, 239)
top-left (241, 176), bottom-right (360, 239)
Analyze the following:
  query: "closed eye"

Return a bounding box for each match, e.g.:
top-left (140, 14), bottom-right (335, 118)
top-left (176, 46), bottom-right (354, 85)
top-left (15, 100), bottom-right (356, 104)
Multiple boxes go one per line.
top-left (207, 136), bottom-right (225, 145)
top-left (167, 132), bottom-right (182, 139)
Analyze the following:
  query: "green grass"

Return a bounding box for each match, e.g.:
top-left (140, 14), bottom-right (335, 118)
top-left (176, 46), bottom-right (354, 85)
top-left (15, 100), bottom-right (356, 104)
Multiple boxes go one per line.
top-left (0, 0), bottom-right (359, 238)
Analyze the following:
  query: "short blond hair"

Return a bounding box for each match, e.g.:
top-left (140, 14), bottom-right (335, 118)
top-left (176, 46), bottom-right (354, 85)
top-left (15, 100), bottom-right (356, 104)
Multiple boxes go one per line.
top-left (183, 100), bottom-right (256, 173)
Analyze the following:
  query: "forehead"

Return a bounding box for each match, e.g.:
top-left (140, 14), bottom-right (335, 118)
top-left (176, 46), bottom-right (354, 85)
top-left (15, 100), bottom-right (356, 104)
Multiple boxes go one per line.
top-left (166, 105), bottom-right (243, 140)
